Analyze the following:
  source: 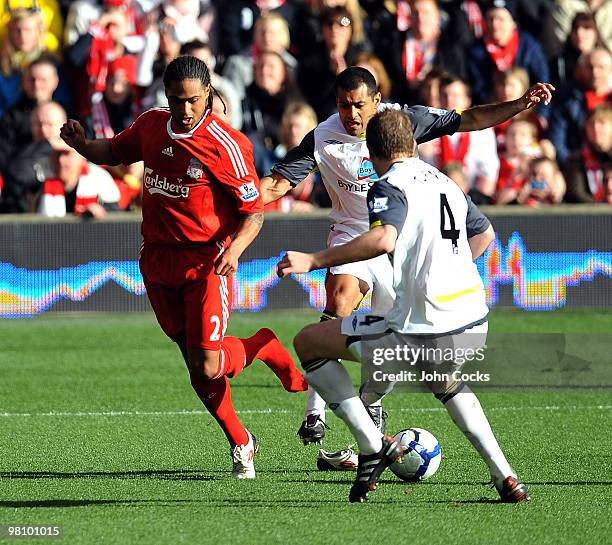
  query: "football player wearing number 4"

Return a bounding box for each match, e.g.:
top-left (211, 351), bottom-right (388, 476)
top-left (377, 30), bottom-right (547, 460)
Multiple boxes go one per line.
top-left (277, 109), bottom-right (530, 504)
top-left (261, 67), bottom-right (554, 456)
top-left (60, 55), bottom-right (307, 480)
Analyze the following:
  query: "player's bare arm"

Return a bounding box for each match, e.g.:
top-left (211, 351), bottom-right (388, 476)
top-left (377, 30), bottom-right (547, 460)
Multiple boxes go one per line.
top-left (469, 224), bottom-right (495, 260)
top-left (260, 173), bottom-right (293, 205)
top-left (60, 119), bottom-right (121, 165)
top-left (215, 212), bottom-right (264, 276)
top-left (458, 83), bottom-right (555, 132)
top-left (277, 224), bottom-right (397, 277)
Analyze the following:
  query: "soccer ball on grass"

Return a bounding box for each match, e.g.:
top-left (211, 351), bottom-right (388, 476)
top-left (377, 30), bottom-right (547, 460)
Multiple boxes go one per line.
top-left (389, 427), bottom-right (441, 481)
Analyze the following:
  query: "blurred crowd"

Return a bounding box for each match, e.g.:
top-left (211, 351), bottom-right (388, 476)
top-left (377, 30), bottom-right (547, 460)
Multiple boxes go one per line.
top-left (0, 0), bottom-right (610, 217)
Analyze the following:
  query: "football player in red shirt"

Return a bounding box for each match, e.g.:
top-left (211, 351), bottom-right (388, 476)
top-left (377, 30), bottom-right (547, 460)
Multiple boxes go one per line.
top-left (59, 55), bottom-right (307, 479)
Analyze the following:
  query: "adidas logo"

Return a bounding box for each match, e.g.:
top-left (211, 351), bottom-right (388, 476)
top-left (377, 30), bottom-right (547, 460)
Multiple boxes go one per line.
top-left (162, 146), bottom-right (173, 157)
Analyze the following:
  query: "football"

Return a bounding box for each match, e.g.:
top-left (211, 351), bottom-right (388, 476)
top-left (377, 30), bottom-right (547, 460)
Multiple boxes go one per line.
top-left (389, 428), bottom-right (442, 481)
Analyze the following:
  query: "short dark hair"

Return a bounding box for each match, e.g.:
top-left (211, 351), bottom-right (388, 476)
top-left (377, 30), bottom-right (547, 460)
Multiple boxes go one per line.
top-left (440, 74), bottom-right (471, 99)
top-left (335, 66), bottom-right (378, 97)
top-left (180, 40), bottom-right (211, 56)
top-left (366, 109), bottom-right (414, 159)
top-left (321, 6), bottom-right (352, 27)
top-left (163, 55), bottom-right (211, 89)
top-left (28, 54), bottom-right (59, 72)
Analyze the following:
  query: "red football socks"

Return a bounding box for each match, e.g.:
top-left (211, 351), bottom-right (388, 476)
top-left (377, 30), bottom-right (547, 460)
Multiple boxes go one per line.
top-left (190, 373), bottom-right (249, 447)
top-left (221, 329), bottom-right (307, 392)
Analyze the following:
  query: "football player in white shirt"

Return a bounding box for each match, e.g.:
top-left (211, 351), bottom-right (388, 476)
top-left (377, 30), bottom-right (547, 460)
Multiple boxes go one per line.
top-left (262, 67), bottom-right (553, 451)
top-left (277, 109), bottom-right (530, 504)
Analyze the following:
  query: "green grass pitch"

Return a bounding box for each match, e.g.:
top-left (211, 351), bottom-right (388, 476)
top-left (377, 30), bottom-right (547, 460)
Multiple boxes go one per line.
top-left (1, 309), bottom-right (611, 545)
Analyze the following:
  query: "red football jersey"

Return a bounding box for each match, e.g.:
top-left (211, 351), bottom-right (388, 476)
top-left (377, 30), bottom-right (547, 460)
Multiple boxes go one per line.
top-left (110, 108), bottom-right (263, 246)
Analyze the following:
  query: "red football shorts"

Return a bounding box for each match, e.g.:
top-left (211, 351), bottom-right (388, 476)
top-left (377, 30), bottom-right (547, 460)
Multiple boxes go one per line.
top-left (140, 243), bottom-right (232, 350)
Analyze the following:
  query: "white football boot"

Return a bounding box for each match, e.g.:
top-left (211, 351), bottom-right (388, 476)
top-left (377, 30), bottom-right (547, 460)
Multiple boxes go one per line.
top-left (231, 431), bottom-right (258, 479)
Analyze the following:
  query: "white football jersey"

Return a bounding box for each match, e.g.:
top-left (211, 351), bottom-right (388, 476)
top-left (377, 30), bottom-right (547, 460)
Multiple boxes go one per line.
top-left (274, 104), bottom-right (462, 238)
top-left (313, 113), bottom-right (372, 236)
top-left (367, 158), bottom-right (489, 335)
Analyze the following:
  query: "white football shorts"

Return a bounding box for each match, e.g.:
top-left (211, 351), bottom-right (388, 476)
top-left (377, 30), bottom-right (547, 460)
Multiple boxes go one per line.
top-left (327, 228), bottom-right (395, 314)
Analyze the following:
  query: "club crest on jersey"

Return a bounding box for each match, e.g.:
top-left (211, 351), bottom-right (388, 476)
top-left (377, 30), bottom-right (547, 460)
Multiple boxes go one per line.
top-left (357, 157), bottom-right (379, 181)
top-left (368, 197), bottom-right (388, 213)
top-left (239, 181), bottom-right (259, 202)
top-left (186, 158), bottom-right (204, 179)
top-left (144, 167), bottom-right (189, 198)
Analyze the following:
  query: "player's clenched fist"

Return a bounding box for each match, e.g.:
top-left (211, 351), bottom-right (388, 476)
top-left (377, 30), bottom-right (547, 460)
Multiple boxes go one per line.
top-left (60, 119), bottom-right (86, 149)
top-left (277, 251), bottom-right (317, 277)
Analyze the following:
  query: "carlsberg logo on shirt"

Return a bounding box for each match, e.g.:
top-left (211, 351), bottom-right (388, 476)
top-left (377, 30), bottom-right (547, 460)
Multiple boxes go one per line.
top-left (144, 168), bottom-right (190, 198)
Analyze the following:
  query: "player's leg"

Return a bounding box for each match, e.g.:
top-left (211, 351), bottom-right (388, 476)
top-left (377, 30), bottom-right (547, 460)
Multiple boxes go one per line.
top-left (294, 316), bottom-right (403, 502)
top-left (424, 323), bottom-right (529, 502)
top-left (299, 271), bottom-right (370, 444)
top-left (294, 318), bottom-right (383, 455)
top-left (358, 256), bottom-right (397, 431)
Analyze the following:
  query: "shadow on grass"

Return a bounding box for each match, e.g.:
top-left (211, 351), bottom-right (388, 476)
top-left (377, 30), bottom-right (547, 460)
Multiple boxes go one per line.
top-left (0, 470), bottom-right (216, 481)
top-left (0, 499), bottom-right (193, 508)
top-left (0, 468), bottom-right (315, 481)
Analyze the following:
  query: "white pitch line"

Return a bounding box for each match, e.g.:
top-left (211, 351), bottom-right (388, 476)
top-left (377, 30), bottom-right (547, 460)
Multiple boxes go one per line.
top-left (0, 406), bottom-right (610, 418)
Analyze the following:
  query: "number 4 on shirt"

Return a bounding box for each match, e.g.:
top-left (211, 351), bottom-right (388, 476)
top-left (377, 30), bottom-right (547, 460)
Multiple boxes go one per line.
top-left (440, 193), bottom-right (459, 254)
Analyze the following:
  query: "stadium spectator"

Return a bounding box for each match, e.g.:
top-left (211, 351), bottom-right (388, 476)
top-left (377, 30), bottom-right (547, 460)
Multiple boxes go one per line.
top-left (64, 4), bottom-right (141, 118)
top-left (352, 52), bottom-right (392, 102)
top-left (85, 55), bottom-right (140, 139)
top-left (292, 0), bottom-right (369, 58)
top-left (180, 40), bottom-right (243, 130)
top-left (548, 47), bottom-right (612, 166)
top-left (512, 156), bottom-right (566, 206)
top-left (216, 0), bottom-right (299, 60)
top-left (550, 12), bottom-right (605, 86)
top-left (376, 0), bottom-right (468, 104)
top-left (242, 50), bottom-right (301, 177)
top-left (0, 101), bottom-right (66, 213)
top-left (442, 160), bottom-right (470, 194)
top-left (0, 56), bottom-right (63, 173)
top-left (159, 0), bottom-right (207, 44)
top-left (491, 66), bottom-right (547, 152)
top-left (298, 6), bottom-right (364, 121)
top-left (563, 103), bottom-right (612, 202)
top-left (417, 67), bottom-right (447, 107)
top-left (432, 75), bottom-right (500, 202)
top-left (87, 55), bottom-right (143, 211)
top-left (139, 15), bottom-right (182, 109)
top-left (265, 101), bottom-right (318, 213)
top-left (467, 0), bottom-right (550, 106)
top-left (0, 6), bottom-right (48, 116)
top-left (38, 144), bottom-right (121, 218)
top-left (63, 0), bottom-right (143, 48)
top-left (548, 0), bottom-right (612, 55)
top-left (222, 12), bottom-right (296, 101)
top-left (59, 55), bottom-right (306, 479)
top-left (0, 0), bottom-right (63, 53)
top-left (496, 118), bottom-right (556, 203)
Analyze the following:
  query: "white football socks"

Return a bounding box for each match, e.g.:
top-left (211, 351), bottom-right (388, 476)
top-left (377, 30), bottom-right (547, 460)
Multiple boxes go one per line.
top-left (305, 359), bottom-right (383, 454)
top-left (443, 386), bottom-right (514, 483)
top-left (304, 386), bottom-right (327, 421)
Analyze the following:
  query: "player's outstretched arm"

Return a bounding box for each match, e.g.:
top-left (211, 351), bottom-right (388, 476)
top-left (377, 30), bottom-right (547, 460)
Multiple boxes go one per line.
top-left (277, 225), bottom-right (397, 277)
top-left (60, 119), bottom-right (120, 166)
top-left (468, 224), bottom-right (495, 260)
top-left (215, 212), bottom-right (264, 276)
top-left (260, 173), bottom-right (293, 204)
top-left (458, 83), bottom-right (555, 133)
